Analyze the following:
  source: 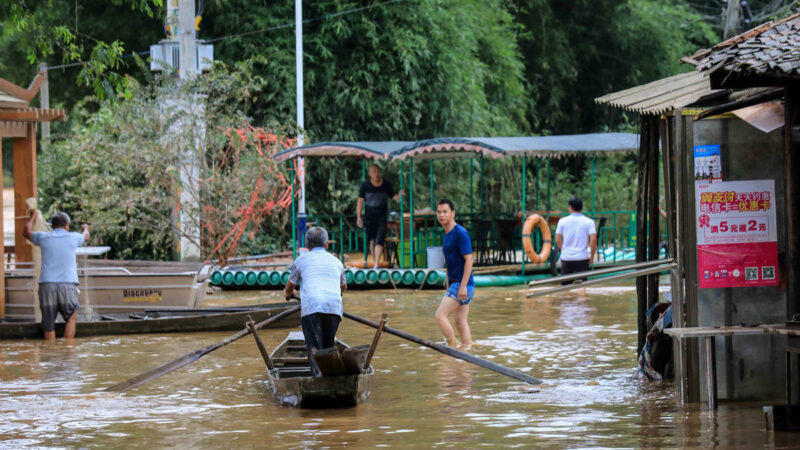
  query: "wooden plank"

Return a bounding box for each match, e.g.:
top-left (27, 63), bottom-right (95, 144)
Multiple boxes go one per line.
top-left (0, 109), bottom-right (65, 122)
top-left (12, 123), bottom-right (36, 263)
top-left (0, 72), bottom-right (44, 103)
top-left (0, 121), bottom-right (27, 138)
top-left (665, 326), bottom-right (767, 338)
top-left (647, 116), bottom-right (660, 308)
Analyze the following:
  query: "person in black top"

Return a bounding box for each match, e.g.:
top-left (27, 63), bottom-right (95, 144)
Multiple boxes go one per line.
top-left (356, 164), bottom-right (404, 268)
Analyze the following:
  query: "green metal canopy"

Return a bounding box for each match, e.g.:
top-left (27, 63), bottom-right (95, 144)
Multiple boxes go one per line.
top-left (273, 133), bottom-right (639, 161)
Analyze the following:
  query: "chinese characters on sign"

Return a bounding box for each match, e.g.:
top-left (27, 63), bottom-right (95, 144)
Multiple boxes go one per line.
top-left (694, 144), bottom-right (722, 182)
top-left (696, 179), bottom-right (778, 288)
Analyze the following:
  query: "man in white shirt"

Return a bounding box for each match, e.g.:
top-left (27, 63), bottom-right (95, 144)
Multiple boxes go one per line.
top-left (284, 227), bottom-right (347, 376)
top-left (555, 197), bottom-right (597, 285)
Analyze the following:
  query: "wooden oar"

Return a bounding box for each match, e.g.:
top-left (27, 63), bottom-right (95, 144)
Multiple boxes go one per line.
top-left (106, 304), bottom-right (301, 393)
top-left (343, 311), bottom-right (543, 385)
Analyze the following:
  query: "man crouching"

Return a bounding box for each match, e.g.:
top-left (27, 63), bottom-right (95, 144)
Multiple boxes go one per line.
top-left (284, 227), bottom-right (347, 377)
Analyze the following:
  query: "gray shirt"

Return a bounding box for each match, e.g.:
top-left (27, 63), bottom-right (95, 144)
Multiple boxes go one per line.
top-left (287, 248), bottom-right (346, 317)
top-left (31, 229), bottom-right (85, 284)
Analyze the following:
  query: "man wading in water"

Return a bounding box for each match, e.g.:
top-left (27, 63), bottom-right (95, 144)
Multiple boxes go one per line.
top-left (356, 164), bottom-right (404, 268)
top-left (23, 211), bottom-right (90, 340)
top-left (284, 227), bottom-right (347, 377)
top-left (434, 199), bottom-right (474, 348)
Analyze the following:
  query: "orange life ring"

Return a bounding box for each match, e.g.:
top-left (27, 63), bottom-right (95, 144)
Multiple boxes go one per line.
top-left (521, 214), bottom-right (552, 264)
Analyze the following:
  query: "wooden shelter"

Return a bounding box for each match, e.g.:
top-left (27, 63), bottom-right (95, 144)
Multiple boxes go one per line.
top-left (0, 71), bottom-right (65, 317)
top-left (597, 13), bottom-right (800, 405)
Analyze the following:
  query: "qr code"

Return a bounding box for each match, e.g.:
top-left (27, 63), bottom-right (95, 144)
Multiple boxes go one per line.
top-left (762, 266), bottom-right (776, 280)
top-left (745, 267), bottom-right (759, 281)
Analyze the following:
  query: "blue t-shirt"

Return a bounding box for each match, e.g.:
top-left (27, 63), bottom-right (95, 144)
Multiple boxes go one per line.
top-left (442, 224), bottom-right (474, 287)
top-left (31, 229), bottom-right (85, 284)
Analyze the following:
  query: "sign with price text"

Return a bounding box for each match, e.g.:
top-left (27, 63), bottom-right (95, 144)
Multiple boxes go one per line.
top-left (695, 179), bottom-right (778, 288)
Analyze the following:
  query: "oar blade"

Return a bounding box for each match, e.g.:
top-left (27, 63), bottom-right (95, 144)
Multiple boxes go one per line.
top-left (106, 349), bottom-right (205, 392)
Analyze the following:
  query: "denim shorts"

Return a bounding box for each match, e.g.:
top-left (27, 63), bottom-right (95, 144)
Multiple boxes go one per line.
top-left (446, 282), bottom-right (475, 305)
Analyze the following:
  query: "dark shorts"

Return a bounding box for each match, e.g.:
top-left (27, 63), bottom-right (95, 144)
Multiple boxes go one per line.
top-left (365, 219), bottom-right (387, 246)
top-left (301, 313), bottom-right (342, 377)
top-left (39, 283), bottom-right (80, 332)
top-left (560, 259), bottom-right (590, 285)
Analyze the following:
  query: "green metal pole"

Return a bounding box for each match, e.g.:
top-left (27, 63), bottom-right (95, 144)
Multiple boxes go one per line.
top-left (546, 158), bottom-right (551, 212)
top-left (591, 155), bottom-right (596, 217)
top-left (362, 158), bottom-right (367, 264)
top-left (469, 158), bottom-right (474, 215)
top-left (291, 160), bottom-right (296, 260)
top-left (429, 160), bottom-right (434, 210)
top-left (535, 158), bottom-right (540, 211)
top-left (521, 155), bottom-right (527, 275)
top-left (410, 161), bottom-right (415, 268)
top-left (400, 160), bottom-right (404, 268)
top-left (479, 154), bottom-right (485, 213)
top-left (339, 215), bottom-right (344, 261)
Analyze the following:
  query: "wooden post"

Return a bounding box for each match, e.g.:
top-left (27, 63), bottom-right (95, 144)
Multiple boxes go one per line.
top-left (785, 84), bottom-right (800, 320)
top-left (246, 316), bottom-right (274, 370)
top-left (13, 123), bottom-right (37, 263)
top-left (647, 115), bottom-right (660, 308)
top-left (635, 116), bottom-right (650, 354)
top-left (362, 312), bottom-right (388, 372)
top-left (0, 132), bottom-right (4, 318)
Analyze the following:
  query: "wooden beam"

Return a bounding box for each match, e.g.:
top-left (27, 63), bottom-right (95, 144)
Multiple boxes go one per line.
top-left (636, 115), bottom-right (650, 354)
top-left (647, 115), bottom-right (660, 308)
top-left (0, 71), bottom-right (45, 104)
top-left (0, 130), bottom-right (4, 318)
top-left (0, 109), bottom-right (65, 122)
top-left (785, 83), bottom-right (800, 320)
top-left (13, 123), bottom-right (37, 263)
top-left (0, 121), bottom-right (27, 138)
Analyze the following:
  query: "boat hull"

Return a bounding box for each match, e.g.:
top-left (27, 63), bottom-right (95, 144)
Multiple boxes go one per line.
top-left (0, 302), bottom-right (300, 339)
top-left (269, 371), bottom-right (374, 408)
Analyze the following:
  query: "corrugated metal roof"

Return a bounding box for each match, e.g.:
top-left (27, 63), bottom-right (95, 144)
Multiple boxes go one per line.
top-left (594, 71), bottom-right (724, 114)
top-left (687, 13), bottom-right (800, 80)
top-left (274, 133), bottom-right (639, 161)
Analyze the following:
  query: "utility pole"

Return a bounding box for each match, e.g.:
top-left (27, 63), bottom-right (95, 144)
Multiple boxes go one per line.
top-left (296, 0), bottom-right (307, 246)
top-left (39, 62), bottom-right (50, 149)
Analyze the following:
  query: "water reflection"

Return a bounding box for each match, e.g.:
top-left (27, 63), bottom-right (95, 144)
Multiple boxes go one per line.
top-left (0, 284), bottom-right (797, 447)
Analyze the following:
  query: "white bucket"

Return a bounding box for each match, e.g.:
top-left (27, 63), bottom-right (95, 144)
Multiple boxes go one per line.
top-left (426, 246), bottom-right (444, 269)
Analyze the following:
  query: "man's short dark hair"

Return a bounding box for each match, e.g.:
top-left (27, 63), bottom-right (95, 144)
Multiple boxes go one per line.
top-left (305, 227), bottom-right (328, 249)
top-left (568, 196), bottom-right (583, 212)
top-left (437, 199), bottom-right (455, 211)
top-left (51, 212), bottom-right (71, 228)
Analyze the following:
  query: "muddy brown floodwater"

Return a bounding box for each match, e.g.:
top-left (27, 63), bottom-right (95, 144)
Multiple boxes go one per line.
top-left (0, 283), bottom-right (796, 448)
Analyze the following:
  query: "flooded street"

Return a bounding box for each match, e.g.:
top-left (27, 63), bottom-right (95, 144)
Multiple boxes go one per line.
top-left (0, 284), bottom-right (795, 448)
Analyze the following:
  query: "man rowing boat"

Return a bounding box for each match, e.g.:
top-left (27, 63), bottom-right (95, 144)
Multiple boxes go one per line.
top-left (283, 227), bottom-right (347, 377)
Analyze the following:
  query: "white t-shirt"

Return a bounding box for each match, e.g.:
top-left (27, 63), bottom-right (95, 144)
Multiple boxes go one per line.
top-left (555, 213), bottom-right (596, 261)
top-left (287, 247), bottom-right (346, 317)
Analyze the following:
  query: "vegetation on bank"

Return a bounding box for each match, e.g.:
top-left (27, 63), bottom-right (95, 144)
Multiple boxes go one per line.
top-left (2, 0), bottom-right (729, 259)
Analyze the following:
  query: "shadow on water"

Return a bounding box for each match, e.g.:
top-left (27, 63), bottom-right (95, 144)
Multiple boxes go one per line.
top-left (0, 282), bottom-right (796, 447)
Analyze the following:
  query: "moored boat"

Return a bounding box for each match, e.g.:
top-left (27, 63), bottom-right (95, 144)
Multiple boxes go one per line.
top-left (0, 301), bottom-right (300, 339)
top-left (266, 331), bottom-right (374, 408)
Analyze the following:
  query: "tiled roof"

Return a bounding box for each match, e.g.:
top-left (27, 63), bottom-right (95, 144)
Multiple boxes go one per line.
top-left (686, 13), bottom-right (800, 79)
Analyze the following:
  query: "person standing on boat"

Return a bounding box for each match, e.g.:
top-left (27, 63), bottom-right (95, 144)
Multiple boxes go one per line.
top-left (22, 211), bottom-right (90, 341)
top-left (284, 227), bottom-right (347, 377)
top-left (356, 164), bottom-right (404, 268)
top-left (434, 199), bottom-right (474, 348)
top-left (555, 196), bottom-right (597, 285)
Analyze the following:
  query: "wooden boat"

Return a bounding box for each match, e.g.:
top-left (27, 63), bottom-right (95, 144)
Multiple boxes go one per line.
top-left (4, 259), bottom-right (210, 319)
top-left (267, 331), bottom-right (374, 408)
top-left (0, 301), bottom-right (300, 339)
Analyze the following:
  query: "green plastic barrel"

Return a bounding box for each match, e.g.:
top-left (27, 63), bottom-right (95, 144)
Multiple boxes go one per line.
top-left (244, 271), bottom-right (258, 286)
top-left (281, 271), bottom-right (290, 284)
top-left (391, 270), bottom-right (403, 284)
top-left (269, 271), bottom-right (282, 286)
top-left (345, 269), bottom-right (355, 284)
top-left (257, 271), bottom-right (270, 286)
top-left (233, 270), bottom-right (247, 286)
top-left (210, 271), bottom-right (223, 285)
top-left (378, 269), bottom-right (391, 285)
top-left (414, 270), bottom-right (426, 284)
top-left (354, 270), bottom-right (367, 284)
top-left (401, 270), bottom-right (415, 286)
top-left (365, 269), bottom-right (379, 284)
top-left (222, 271), bottom-right (235, 286)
